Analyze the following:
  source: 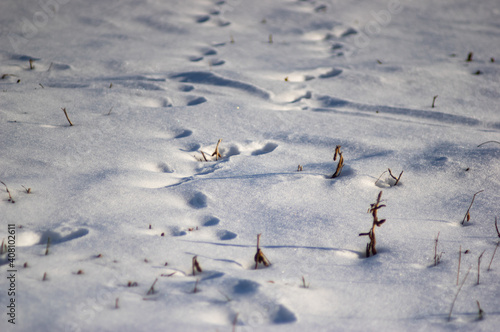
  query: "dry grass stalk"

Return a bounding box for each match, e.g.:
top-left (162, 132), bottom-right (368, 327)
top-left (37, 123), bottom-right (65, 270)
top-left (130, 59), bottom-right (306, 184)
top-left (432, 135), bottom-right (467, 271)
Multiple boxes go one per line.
top-left (21, 185), bottom-right (31, 194)
top-left (477, 140), bottom-right (500, 147)
top-left (432, 95), bottom-right (438, 108)
top-left (45, 237), bottom-right (51, 256)
top-left (29, 59), bottom-right (35, 69)
top-left (388, 168), bottom-right (403, 186)
top-left (115, 298), bottom-right (119, 309)
top-left (42, 272), bottom-right (47, 281)
top-left (434, 232), bottom-right (444, 266)
top-left (448, 266), bottom-right (471, 322)
top-left (359, 191), bottom-right (386, 257)
top-left (487, 241), bottom-right (499, 271)
top-left (1, 181), bottom-right (15, 203)
top-left (232, 313), bottom-right (239, 332)
top-left (212, 139), bottom-right (222, 161)
top-left (331, 145), bottom-right (344, 178)
top-left (254, 233), bottom-right (271, 269)
top-left (61, 107), bottom-right (74, 126)
top-left (477, 250), bottom-right (485, 285)
top-left (476, 300), bottom-right (484, 320)
top-left (193, 278), bottom-right (200, 293)
top-left (466, 52), bottom-right (473, 62)
top-left (301, 276), bottom-right (309, 288)
top-left (147, 278), bottom-right (158, 295)
top-left (192, 256), bottom-right (202, 276)
top-left (495, 217), bottom-right (500, 238)
top-left (457, 245), bottom-right (462, 286)
top-left (461, 190), bottom-right (484, 225)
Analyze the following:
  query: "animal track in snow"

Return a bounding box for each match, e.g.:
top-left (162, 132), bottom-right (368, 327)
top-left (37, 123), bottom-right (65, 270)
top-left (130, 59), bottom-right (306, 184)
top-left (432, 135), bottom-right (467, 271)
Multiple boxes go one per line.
top-left (16, 227), bottom-right (89, 247)
top-left (188, 191), bottom-right (208, 209)
top-left (251, 142), bottom-right (278, 156)
top-left (203, 216), bottom-right (220, 227)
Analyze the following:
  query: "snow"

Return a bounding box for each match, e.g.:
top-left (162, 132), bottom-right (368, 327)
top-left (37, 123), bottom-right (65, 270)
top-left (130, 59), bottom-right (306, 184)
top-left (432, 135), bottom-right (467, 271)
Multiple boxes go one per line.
top-left (0, 0), bottom-right (499, 331)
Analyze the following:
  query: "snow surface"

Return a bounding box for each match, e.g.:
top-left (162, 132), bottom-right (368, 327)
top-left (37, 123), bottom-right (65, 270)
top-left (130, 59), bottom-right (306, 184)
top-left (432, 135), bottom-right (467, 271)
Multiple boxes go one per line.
top-left (0, 0), bottom-right (499, 331)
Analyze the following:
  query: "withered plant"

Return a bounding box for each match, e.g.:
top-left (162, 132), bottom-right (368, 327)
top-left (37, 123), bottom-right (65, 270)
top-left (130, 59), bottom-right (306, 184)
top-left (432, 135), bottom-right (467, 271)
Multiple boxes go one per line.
top-left (461, 190), bottom-right (484, 225)
top-left (432, 95), bottom-right (438, 108)
top-left (254, 233), bottom-right (271, 269)
top-left (388, 168), bottom-right (403, 186)
top-left (495, 217), bottom-right (500, 238)
top-left (61, 107), bottom-right (74, 126)
top-left (477, 250), bottom-right (485, 285)
top-left (434, 232), bottom-right (444, 266)
top-left (212, 139), bottom-right (222, 161)
top-left (147, 278), bottom-right (158, 295)
top-left (487, 241), bottom-right (499, 271)
top-left (448, 266), bottom-right (471, 322)
top-left (331, 145), bottom-right (344, 178)
top-left (1, 181), bottom-right (15, 203)
top-left (192, 256), bottom-right (202, 276)
top-left (359, 191), bottom-right (386, 257)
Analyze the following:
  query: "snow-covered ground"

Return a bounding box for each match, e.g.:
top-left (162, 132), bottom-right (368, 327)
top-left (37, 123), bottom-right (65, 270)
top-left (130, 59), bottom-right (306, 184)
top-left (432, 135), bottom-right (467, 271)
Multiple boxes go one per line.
top-left (1, 0), bottom-right (499, 331)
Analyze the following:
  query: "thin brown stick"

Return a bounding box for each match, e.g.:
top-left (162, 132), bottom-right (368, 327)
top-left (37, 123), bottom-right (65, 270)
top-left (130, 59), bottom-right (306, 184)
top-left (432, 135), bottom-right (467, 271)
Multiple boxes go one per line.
top-left (388, 168), bottom-right (403, 186)
top-left (477, 140), bottom-right (500, 147)
top-left (147, 278), bottom-right (158, 295)
top-left (254, 233), bottom-right (270, 269)
top-left (192, 256), bottom-right (202, 276)
top-left (374, 170), bottom-right (388, 186)
top-left (461, 190), bottom-right (484, 225)
top-left (487, 241), bottom-right (499, 271)
top-left (432, 95), bottom-right (438, 108)
top-left (61, 107), bottom-right (74, 126)
top-left (476, 300), bottom-right (484, 320)
top-left (115, 298), bottom-right (119, 309)
top-left (193, 278), bottom-right (199, 293)
top-left (331, 145), bottom-right (344, 178)
top-left (477, 250), bottom-right (485, 284)
top-left (457, 245), bottom-right (461, 286)
top-left (495, 217), bottom-right (500, 238)
top-left (232, 313), bottom-right (239, 332)
top-left (200, 151), bottom-right (208, 162)
top-left (211, 139), bottom-right (222, 161)
top-left (45, 237), bottom-right (51, 256)
top-left (448, 266), bottom-right (471, 322)
top-left (434, 232), bottom-right (442, 266)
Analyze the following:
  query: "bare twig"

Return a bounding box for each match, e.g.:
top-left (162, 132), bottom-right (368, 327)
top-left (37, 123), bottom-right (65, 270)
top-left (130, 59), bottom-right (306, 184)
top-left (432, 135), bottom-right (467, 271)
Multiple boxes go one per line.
top-left (495, 217), bottom-right (500, 238)
top-left (211, 139), bottom-right (222, 161)
top-left (477, 250), bottom-right (485, 284)
top-left (374, 170), bottom-right (388, 186)
top-left (359, 191), bottom-right (386, 257)
top-left (147, 278), bottom-right (158, 295)
top-left (200, 151), bottom-right (208, 162)
top-left (61, 107), bottom-right (74, 126)
top-left (254, 233), bottom-right (271, 269)
top-left (192, 256), bottom-right (203, 276)
top-left (487, 241), bottom-right (499, 271)
top-left (232, 313), bottom-right (239, 332)
top-left (45, 237), bottom-right (51, 256)
top-left (477, 140), bottom-right (500, 147)
top-left (432, 95), bottom-right (438, 108)
top-left (301, 276), bottom-right (309, 288)
top-left (21, 185), bottom-right (31, 194)
top-left (29, 59), bottom-right (35, 70)
top-left (193, 278), bottom-right (200, 293)
top-left (448, 266), bottom-right (471, 322)
top-left (1, 181), bottom-right (15, 203)
top-left (388, 168), bottom-right (403, 186)
top-left (477, 300), bottom-right (484, 320)
top-left (434, 232), bottom-right (444, 266)
top-left (457, 245), bottom-right (461, 286)
top-left (331, 145), bottom-right (344, 178)
top-left (461, 190), bottom-right (484, 225)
